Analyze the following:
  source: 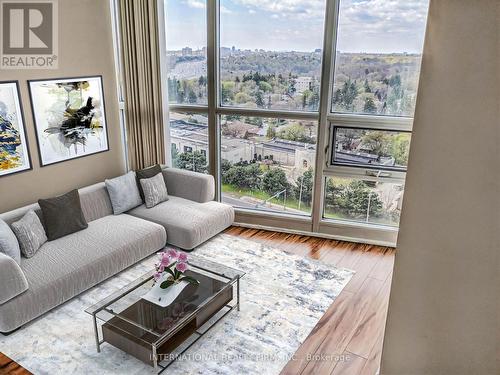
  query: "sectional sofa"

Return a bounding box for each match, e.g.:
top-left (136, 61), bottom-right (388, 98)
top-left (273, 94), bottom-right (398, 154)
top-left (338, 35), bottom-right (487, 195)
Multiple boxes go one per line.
top-left (0, 167), bottom-right (234, 333)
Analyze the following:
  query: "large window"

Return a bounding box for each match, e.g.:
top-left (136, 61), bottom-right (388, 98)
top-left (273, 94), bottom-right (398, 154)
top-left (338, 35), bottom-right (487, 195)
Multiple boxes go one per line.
top-left (221, 116), bottom-right (317, 215)
top-left (161, 0), bottom-right (429, 242)
top-left (170, 112), bottom-right (209, 173)
top-left (219, 0), bottom-right (326, 111)
top-left (331, 0), bottom-right (428, 117)
top-left (164, 0), bottom-right (207, 105)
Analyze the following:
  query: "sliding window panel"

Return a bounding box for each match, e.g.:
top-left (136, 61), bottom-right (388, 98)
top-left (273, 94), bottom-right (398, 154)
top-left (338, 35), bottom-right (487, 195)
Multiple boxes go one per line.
top-left (323, 176), bottom-right (404, 227)
top-left (164, 0), bottom-right (208, 105)
top-left (331, 0), bottom-right (429, 117)
top-left (220, 115), bottom-right (318, 216)
top-left (219, 0), bottom-right (327, 111)
top-left (170, 112), bottom-right (209, 173)
top-left (331, 127), bottom-right (411, 171)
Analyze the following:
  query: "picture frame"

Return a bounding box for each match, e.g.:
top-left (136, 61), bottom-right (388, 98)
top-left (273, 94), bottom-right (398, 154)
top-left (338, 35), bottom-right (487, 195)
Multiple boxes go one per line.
top-left (28, 75), bottom-right (109, 167)
top-left (0, 80), bottom-right (32, 177)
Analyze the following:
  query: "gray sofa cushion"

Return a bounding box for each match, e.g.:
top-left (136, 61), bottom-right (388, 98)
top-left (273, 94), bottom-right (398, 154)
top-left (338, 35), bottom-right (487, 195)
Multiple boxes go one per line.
top-left (140, 172), bottom-right (169, 208)
top-left (11, 210), bottom-right (47, 258)
top-left (0, 218), bottom-right (21, 264)
top-left (162, 168), bottom-right (215, 203)
top-left (105, 171), bottom-right (142, 215)
top-left (38, 190), bottom-right (88, 241)
top-left (0, 253), bottom-right (28, 305)
top-left (0, 214), bottom-right (167, 332)
top-left (128, 196), bottom-right (234, 250)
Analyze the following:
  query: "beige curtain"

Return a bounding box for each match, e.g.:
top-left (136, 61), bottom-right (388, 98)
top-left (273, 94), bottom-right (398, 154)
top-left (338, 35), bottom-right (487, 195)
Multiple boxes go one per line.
top-left (119, 0), bottom-right (165, 170)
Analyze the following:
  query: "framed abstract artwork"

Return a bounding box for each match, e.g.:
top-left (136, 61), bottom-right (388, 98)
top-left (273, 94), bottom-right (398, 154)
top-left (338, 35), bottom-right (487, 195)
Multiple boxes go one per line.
top-left (28, 76), bottom-right (109, 166)
top-left (0, 81), bottom-right (32, 177)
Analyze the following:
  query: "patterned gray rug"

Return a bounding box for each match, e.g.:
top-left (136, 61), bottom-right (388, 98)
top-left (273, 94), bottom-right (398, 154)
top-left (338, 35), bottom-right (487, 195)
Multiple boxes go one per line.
top-left (0, 234), bottom-right (354, 375)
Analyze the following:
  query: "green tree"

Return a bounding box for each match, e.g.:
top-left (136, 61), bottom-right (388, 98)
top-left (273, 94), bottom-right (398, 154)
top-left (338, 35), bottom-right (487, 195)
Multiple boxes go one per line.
top-left (255, 90), bottom-right (265, 108)
top-left (266, 124), bottom-right (276, 139)
top-left (294, 168), bottom-right (314, 206)
top-left (262, 168), bottom-right (290, 195)
top-left (361, 131), bottom-right (391, 158)
top-left (391, 134), bottom-right (410, 166)
top-left (277, 123), bottom-right (313, 143)
top-left (224, 163), bottom-right (262, 190)
top-left (338, 181), bottom-right (383, 217)
top-left (364, 79), bottom-right (372, 93)
top-left (363, 97), bottom-right (377, 113)
top-left (188, 89), bottom-right (197, 104)
top-left (176, 151), bottom-right (208, 174)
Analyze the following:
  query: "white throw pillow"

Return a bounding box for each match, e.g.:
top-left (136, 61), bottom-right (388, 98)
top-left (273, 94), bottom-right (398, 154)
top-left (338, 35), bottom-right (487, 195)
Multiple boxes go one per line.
top-left (105, 171), bottom-right (143, 214)
top-left (11, 210), bottom-right (47, 258)
top-left (140, 173), bottom-right (169, 208)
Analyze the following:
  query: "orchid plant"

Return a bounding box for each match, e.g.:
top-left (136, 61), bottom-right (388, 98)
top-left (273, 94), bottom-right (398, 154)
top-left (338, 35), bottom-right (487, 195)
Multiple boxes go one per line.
top-left (154, 249), bottom-right (199, 289)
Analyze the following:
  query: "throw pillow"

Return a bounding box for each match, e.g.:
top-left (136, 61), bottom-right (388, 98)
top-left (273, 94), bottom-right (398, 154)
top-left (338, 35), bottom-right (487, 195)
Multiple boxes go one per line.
top-left (11, 210), bottom-right (48, 258)
top-left (140, 172), bottom-right (169, 208)
top-left (105, 171), bottom-right (143, 214)
top-left (0, 218), bottom-right (22, 264)
top-left (38, 189), bottom-right (88, 241)
top-left (136, 164), bottom-right (162, 201)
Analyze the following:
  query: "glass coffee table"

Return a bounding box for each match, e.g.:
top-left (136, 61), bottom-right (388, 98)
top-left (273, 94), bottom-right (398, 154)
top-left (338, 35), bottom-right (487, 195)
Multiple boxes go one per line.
top-left (85, 256), bottom-right (244, 373)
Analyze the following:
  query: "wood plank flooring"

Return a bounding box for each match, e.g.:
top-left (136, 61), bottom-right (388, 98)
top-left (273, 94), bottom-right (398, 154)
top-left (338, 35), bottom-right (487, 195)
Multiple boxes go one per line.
top-left (224, 226), bottom-right (395, 375)
top-left (0, 226), bottom-right (394, 375)
top-left (0, 352), bottom-right (31, 375)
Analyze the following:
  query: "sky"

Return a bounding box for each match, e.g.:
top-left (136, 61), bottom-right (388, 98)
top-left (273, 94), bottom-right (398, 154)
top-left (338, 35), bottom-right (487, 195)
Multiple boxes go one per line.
top-left (165, 0), bottom-right (429, 53)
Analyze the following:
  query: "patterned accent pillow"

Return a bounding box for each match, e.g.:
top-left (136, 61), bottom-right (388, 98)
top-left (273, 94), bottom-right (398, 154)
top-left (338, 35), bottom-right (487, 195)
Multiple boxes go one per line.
top-left (11, 210), bottom-right (48, 258)
top-left (140, 172), bottom-right (169, 209)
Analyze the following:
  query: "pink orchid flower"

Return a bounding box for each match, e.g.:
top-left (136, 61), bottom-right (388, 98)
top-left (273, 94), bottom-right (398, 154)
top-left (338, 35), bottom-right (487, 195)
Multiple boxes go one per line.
top-left (167, 248), bottom-right (179, 260)
top-left (175, 262), bottom-right (188, 273)
top-left (178, 252), bottom-right (188, 262)
top-left (153, 272), bottom-right (162, 281)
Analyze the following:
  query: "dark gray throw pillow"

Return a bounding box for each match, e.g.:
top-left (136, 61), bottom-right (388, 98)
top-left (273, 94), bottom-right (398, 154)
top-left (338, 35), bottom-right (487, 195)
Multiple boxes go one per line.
top-left (136, 164), bottom-right (162, 201)
top-left (38, 190), bottom-right (88, 241)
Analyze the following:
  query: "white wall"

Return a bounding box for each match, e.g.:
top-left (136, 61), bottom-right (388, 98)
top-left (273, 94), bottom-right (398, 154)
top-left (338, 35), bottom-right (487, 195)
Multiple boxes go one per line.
top-left (380, 1), bottom-right (499, 374)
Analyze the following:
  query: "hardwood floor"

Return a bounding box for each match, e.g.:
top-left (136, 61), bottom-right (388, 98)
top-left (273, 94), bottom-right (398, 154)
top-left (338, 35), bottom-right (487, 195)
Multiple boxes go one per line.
top-left (0, 352), bottom-right (31, 375)
top-left (0, 226), bottom-right (394, 375)
top-left (224, 226), bottom-right (395, 375)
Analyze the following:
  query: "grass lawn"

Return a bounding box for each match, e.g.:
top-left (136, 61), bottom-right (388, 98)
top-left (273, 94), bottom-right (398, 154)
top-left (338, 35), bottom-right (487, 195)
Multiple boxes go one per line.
top-left (222, 183), bottom-right (312, 214)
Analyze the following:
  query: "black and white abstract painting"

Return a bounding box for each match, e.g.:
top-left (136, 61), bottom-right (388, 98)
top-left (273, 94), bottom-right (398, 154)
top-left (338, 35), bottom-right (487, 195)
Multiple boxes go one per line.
top-left (0, 81), bottom-right (31, 177)
top-left (29, 76), bottom-right (109, 166)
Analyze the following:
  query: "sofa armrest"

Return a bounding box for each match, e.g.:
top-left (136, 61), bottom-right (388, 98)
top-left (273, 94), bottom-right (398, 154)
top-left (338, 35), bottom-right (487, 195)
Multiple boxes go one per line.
top-left (0, 253), bottom-right (28, 305)
top-left (162, 168), bottom-right (215, 203)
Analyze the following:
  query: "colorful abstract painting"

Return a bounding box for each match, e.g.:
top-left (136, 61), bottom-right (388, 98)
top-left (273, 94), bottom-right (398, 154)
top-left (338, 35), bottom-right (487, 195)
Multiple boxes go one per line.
top-left (0, 81), bottom-right (31, 177)
top-left (29, 76), bottom-right (109, 166)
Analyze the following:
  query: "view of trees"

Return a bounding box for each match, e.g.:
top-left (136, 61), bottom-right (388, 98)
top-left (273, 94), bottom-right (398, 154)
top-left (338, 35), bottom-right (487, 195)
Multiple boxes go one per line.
top-left (335, 128), bottom-right (411, 168)
top-left (167, 51), bottom-right (421, 117)
top-left (172, 149), bottom-right (208, 174)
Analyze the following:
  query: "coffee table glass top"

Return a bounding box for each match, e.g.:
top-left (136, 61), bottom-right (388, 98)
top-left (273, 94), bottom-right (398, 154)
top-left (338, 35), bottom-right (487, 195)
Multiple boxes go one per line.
top-left (85, 255), bottom-right (244, 347)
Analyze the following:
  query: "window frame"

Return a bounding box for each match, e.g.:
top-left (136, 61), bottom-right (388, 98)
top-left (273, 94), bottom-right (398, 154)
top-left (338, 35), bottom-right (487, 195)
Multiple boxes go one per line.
top-left (157, 0), bottom-right (425, 246)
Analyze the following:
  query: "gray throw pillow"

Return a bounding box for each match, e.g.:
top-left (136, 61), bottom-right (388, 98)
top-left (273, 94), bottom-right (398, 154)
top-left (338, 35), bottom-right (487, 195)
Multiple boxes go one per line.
top-left (136, 164), bottom-right (162, 201)
top-left (105, 171), bottom-right (143, 214)
top-left (11, 210), bottom-right (47, 258)
top-left (140, 172), bottom-right (169, 208)
top-left (0, 218), bottom-right (21, 264)
top-left (38, 189), bottom-right (88, 241)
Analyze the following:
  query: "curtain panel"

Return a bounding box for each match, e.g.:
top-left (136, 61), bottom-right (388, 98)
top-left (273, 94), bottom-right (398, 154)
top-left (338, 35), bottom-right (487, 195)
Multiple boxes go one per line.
top-left (119, 0), bottom-right (165, 170)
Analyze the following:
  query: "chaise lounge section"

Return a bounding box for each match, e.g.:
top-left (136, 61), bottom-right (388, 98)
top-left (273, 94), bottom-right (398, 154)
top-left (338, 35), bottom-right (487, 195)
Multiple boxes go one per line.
top-left (128, 168), bottom-right (234, 250)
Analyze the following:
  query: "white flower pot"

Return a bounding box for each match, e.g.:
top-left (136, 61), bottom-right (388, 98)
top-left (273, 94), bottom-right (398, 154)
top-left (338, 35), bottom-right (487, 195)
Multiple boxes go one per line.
top-left (142, 274), bottom-right (190, 308)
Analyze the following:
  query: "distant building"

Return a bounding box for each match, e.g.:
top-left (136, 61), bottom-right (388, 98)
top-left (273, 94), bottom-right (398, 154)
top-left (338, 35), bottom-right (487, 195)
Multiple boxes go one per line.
top-left (181, 47), bottom-right (193, 56)
top-left (295, 77), bottom-right (313, 93)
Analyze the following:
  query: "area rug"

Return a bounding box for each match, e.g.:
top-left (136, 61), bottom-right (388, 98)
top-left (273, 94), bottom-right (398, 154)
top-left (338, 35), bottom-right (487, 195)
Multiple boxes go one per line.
top-left (0, 234), bottom-right (354, 375)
